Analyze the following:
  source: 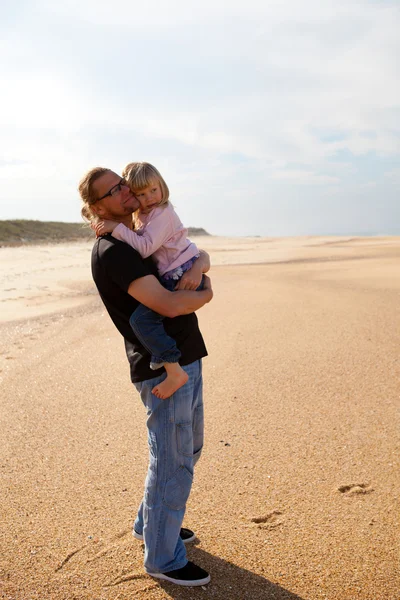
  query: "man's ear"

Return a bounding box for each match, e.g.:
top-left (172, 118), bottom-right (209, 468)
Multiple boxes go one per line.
top-left (91, 203), bottom-right (105, 218)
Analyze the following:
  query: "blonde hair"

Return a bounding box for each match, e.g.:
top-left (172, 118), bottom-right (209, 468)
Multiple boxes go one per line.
top-left (122, 162), bottom-right (170, 227)
top-left (78, 167), bottom-right (111, 223)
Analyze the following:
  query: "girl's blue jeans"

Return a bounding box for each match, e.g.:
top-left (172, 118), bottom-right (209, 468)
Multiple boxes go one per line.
top-left (133, 360), bottom-right (204, 573)
top-left (129, 275), bottom-right (204, 369)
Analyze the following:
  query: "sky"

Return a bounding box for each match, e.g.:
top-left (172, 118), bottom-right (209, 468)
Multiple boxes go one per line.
top-left (0, 0), bottom-right (399, 236)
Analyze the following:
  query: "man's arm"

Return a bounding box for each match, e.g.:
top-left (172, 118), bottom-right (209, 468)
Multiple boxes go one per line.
top-left (196, 249), bottom-right (211, 272)
top-left (128, 273), bottom-right (213, 318)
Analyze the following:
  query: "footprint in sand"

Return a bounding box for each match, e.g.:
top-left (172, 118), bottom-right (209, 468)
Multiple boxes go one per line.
top-left (251, 510), bottom-right (284, 529)
top-left (55, 529), bottom-right (132, 572)
top-left (338, 483), bottom-right (374, 496)
top-left (55, 545), bottom-right (87, 572)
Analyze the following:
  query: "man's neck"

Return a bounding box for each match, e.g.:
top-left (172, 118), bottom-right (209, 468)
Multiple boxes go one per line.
top-left (119, 216), bottom-right (133, 229)
top-left (104, 215), bottom-right (133, 229)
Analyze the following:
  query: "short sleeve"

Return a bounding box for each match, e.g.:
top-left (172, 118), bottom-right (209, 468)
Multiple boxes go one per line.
top-left (98, 237), bottom-right (151, 292)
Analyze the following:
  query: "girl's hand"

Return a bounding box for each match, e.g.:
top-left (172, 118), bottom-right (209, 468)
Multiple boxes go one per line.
top-left (174, 261), bottom-right (203, 291)
top-left (95, 219), bottom-right (119, 237)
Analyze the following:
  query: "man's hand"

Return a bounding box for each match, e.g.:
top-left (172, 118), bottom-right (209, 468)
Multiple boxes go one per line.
top-left (201, 274), bottom-right (213, 299)
top-left (95, 219), bottom-right (119, 237)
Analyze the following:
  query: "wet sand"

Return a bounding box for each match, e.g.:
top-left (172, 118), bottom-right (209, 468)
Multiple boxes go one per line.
top-left (1, 236), bottom-right (399, 599)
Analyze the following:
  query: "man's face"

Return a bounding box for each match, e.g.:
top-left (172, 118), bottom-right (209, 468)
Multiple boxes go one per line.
top-left (92, 171), bottom-right (140, 220)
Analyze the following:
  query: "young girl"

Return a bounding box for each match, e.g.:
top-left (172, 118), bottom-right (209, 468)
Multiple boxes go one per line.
top-left (94, 162), bottom-right (207, 400)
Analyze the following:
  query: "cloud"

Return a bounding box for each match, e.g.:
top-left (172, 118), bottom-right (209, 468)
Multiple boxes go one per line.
top-left (270, 170), bottom-right (339, 185)
top-left (0, 0), bottom-right (399, 232)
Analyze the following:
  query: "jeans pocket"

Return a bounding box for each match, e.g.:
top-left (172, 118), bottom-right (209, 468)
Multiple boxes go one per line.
top-left (176, 423), bottom-right (193, 457)
top-left (193, 404), bottom-right (204, 456)
top-left (163, 466), bottom-right (193, 510)
top-left (193, 403), bottom-right (204, 433)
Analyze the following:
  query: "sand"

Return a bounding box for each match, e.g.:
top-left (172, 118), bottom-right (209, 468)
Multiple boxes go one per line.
top-left (0, 236), bottom-right (399, 600)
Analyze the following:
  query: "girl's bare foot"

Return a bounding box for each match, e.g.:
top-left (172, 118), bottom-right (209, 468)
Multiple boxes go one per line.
top-left (152, 363), bottom-right (189, 399)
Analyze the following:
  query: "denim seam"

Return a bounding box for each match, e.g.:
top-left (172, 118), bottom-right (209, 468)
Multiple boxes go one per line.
top-left (152, 403), bottom-right (169, 562)
top-left (154, 401), bottom-right (189, 572)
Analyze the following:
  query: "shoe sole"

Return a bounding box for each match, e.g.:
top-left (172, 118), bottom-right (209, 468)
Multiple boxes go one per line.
top-left (133, 530), bottom-right (196, 544)
top-left (146, 571), bottom-right (211, 586)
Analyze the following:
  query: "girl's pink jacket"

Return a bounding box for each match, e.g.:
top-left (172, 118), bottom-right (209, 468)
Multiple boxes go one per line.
top-left (111, 203), bottom-right (199, 276)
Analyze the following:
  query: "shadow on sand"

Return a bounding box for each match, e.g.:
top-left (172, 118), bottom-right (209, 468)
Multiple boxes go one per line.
top-left (153, 545), bottom-right (305, 599)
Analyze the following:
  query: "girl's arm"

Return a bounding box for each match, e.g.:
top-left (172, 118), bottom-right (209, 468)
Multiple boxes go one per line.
top-left (174, 249), bottom-right (211, 291)
top-left (112, 208), bottom-right (174, 258)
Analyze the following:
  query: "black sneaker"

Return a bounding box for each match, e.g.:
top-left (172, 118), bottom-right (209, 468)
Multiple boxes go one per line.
top-left (147, 561), bottom-right (210, 587)
top-left (133, 527), bottom-right (196, 544)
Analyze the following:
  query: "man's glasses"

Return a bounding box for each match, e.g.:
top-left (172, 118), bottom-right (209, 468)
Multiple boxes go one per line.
top-left (97, 178), bottom-right (127, 201)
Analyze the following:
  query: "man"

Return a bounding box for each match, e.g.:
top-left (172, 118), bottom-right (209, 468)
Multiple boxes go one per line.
top-left (78, 167), bottom-right (212, 586)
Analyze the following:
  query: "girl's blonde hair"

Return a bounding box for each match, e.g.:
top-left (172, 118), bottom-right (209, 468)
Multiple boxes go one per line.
top-left (122, 162), bottom-right (170, 227)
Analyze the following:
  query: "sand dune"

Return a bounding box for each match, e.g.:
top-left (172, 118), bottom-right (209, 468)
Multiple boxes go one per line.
top-left (1, 236), bottom-right (399, 599)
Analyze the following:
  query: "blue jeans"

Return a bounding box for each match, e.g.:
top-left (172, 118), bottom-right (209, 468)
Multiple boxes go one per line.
top-left (129, 273), bottom-right (204, 369)
top-left (133, 360), bottom-right (204, 573)
top-left (129, 306), bottom-right (181, 368)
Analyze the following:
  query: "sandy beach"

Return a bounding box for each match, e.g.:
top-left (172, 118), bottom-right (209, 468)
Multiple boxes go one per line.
top-left (1, 236), bottom-right (399, 600)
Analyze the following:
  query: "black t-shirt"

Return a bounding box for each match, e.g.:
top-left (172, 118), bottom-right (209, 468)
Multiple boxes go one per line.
top-left (91, 234), bottom-right (207, 383)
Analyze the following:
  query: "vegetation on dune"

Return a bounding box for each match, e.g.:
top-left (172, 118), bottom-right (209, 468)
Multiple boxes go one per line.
top-left (0, 220), bottom-right (210, 246)
top-left (0, 220), bottom-right (93, 245)
top-left (186, 227), bottom-right (210, 237)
